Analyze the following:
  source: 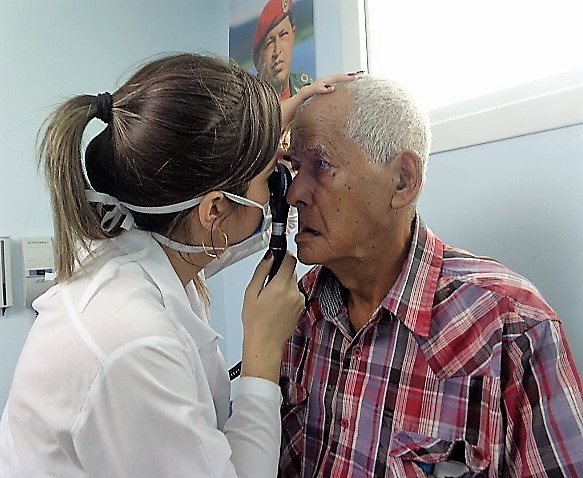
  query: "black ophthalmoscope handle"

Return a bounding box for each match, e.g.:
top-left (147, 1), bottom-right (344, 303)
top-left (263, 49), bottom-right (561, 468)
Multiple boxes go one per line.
top-left (228, 164), bottom-right (293, 382)
top-left (267, 164), bottom-right (292, 283)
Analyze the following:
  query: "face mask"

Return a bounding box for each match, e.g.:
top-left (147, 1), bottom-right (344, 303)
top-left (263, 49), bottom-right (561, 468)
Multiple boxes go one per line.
top-left (85, 189), bottom-right (271, 277)
top-left (153, 194), bottom-right (272, 278)
top-left (202, 206), bottom-right (272, 278)
top-left (205, 205), bottom-right (297, 278)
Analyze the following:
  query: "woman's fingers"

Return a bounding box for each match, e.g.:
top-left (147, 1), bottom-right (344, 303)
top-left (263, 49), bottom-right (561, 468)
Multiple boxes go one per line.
top-left (246, 250), bottom-right (273, 299)
top-left (280, 71), bottom-right (366, 130)
top-left (297, 71), bottom-right (366, 98)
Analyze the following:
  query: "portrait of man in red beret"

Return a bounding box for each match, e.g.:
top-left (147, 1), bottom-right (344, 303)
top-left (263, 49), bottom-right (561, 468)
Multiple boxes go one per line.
top-left (230, 0), bottom-right (315, 100)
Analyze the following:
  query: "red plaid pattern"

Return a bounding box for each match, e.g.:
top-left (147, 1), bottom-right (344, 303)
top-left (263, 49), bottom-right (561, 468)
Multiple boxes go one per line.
top-left (279, 218), bottom-right (583, 477)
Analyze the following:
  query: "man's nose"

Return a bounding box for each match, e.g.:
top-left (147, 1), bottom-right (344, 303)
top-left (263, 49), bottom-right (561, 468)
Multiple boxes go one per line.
top-left (286, 169), bottom-right (313, 208)
top-left (272, 39), bottom-right (281, 57)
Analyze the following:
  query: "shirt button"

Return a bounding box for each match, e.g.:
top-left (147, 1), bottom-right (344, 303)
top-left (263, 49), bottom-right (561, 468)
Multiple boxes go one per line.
top-left (352, 347), bottom-right (361, 358)
top-left (340, 418), bottom-right (349, 429)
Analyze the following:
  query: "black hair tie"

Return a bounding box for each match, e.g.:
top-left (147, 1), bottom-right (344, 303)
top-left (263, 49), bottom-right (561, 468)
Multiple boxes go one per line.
top-left (95, 92), bottom-right (113, 124)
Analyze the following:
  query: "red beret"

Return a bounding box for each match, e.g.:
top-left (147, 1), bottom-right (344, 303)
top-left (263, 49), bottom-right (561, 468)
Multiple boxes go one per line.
top-left (252, 0), bottom-right (293, 54)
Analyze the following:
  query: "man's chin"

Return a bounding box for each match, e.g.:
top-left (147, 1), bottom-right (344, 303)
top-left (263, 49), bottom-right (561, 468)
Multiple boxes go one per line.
top-left (269, 73), bottom-right (288, 91)
top-left (296, 248), bottom-right (318, 267)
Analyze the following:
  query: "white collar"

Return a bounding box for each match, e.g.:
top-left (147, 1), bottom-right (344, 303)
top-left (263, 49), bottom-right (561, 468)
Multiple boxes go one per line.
top-left (110, 229), bottom-right (222, 349)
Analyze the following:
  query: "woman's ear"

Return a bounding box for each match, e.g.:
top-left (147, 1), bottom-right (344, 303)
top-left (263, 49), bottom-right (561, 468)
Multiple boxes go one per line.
top-left (390, 151), bottom-right (423, 209)
top-left (196, 191), bottom-right (230, 230)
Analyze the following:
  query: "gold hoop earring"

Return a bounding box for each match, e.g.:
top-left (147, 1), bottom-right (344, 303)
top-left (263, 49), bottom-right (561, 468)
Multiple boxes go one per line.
top-left (201, 228), bottom-right (228, 258)
top-left (280, 127), bottom-right (291, 151)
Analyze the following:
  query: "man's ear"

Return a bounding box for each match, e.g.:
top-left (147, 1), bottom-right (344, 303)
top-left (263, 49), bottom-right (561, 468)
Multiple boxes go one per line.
top-left (195, 191), bottom-right (230, 230)
top-left (390, 151), bottom-right (423, 209)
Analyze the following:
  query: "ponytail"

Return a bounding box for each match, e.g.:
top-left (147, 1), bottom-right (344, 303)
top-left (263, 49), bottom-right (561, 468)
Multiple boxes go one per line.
top-left (37, 53), bottom-right (281, 297)
top-left (38, 95), bottom-right (108, 282)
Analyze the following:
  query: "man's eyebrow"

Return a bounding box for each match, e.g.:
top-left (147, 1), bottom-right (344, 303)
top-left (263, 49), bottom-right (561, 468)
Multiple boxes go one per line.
top-left (286, 143), bottom-right (324, 157)
top-left (302, 144), bottom-right (325, 156)
top-left (288, 143), bottom-right (325, 155)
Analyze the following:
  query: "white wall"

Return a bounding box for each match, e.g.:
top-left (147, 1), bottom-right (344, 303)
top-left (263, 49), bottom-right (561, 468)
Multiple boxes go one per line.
top-left (419, 124), bottom-right (583, 372)
top-left (0, 0), bottom-right (229, 412)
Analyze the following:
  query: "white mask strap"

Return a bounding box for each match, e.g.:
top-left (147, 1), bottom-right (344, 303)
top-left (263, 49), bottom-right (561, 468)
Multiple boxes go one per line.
top-left (222, 191), bottom-right (266, 211)
top-left (85, 189), bottom-right (266, 238)
top-left (85, 190), bottom-right (206, 233)
top-left (85, 190), bottom-right (135, 232)
top-left (150, 232), bottom-right (206, 254)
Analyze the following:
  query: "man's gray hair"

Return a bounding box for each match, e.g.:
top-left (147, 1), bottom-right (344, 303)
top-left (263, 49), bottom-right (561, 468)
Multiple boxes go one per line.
top-left (343, 76), bottom-right (431, 173)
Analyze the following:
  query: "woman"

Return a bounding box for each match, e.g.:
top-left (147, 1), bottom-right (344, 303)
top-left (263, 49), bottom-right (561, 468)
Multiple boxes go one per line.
top-left (0, 53), bottom-right (354, 477)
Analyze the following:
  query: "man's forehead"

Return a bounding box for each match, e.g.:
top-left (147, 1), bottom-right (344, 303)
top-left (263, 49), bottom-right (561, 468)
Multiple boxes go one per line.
top-left (295, 88), bottom-right (352, 130)
top-left (291, 108), bottom-right (350, 155)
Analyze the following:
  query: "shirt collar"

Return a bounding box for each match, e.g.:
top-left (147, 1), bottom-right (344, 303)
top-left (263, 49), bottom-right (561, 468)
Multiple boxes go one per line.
top-left (301, 215), bottom-right (443, 338)
top-left (380, 216), bottom-right (443, 338)
top-left (112, 229), bottom-right (222, 349)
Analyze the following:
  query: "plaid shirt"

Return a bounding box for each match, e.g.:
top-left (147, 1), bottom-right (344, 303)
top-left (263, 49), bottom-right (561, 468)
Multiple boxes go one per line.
top-left (279, 218), bottom-right (583, 477)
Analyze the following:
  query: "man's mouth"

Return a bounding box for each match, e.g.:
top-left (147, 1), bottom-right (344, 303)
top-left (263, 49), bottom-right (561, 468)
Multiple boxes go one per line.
top-left (297, 225), bottom-right (320, 236)
top-left (271, 59), bottom-right (284, 72)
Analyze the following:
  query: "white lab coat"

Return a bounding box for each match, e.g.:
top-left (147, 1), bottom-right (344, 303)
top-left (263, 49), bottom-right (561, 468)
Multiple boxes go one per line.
top-left (0, 229), bottom-right (281, 478)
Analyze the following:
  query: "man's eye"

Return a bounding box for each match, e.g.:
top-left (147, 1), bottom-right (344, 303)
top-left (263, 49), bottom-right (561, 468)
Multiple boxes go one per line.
top-left (314, 159), bottom-right (330, 172)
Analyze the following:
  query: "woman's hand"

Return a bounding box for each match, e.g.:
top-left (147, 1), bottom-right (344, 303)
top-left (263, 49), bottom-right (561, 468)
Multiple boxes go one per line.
top-left (240, 251), bottom-right (305, 383)
top-left (280, 71), bottom-right (365, 132)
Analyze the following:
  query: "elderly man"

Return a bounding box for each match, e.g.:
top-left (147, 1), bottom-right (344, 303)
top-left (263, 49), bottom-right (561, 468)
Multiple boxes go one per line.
top-left (253, 0), bottom-right (312, 100)
top-left (279, 77), bottom-right (583, 477)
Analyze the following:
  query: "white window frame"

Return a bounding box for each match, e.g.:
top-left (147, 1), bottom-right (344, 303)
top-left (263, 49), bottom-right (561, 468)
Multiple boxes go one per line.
top-left (337, 0), bottom-right (583, 154)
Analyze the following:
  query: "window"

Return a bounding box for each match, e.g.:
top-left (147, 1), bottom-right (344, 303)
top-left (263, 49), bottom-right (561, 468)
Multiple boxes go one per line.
top-left (362, 0), bottom-right (583, 152)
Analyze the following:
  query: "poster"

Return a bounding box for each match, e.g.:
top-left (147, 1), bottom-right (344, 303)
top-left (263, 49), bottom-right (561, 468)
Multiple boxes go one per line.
top-left (229, 0), bottom-right (315, 100)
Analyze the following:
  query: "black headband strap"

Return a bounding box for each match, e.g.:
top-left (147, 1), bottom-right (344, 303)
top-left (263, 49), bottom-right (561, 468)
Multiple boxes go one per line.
top-left (95, 92), bottom-right (113, 124)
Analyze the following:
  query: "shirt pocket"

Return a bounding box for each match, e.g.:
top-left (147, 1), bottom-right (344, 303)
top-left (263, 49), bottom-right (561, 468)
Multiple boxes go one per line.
top-left (389, 429), bottom-right (490, 477)
top-left (279, 376), bottom-right (309, 476)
